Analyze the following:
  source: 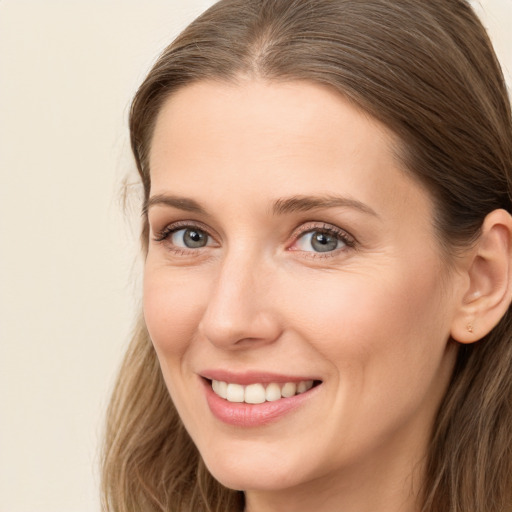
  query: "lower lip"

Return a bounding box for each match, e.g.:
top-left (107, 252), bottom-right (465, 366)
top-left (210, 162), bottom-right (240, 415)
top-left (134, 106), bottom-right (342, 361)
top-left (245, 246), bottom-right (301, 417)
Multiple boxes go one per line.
top-left (202, 379), bottom-right (320, 427)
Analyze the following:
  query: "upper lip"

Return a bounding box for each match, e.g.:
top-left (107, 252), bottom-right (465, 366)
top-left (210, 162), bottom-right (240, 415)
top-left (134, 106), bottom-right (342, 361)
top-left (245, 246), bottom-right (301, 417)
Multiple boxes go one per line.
top-left (200, 369), bottom-right (321, 385)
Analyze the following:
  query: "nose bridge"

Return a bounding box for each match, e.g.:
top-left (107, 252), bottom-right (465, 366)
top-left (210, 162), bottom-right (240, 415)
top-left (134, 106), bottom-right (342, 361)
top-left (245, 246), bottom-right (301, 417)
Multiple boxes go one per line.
top-left (198, 243), bottom-right (280, 348)
top-left (214, 246), bottom-right (257, 312)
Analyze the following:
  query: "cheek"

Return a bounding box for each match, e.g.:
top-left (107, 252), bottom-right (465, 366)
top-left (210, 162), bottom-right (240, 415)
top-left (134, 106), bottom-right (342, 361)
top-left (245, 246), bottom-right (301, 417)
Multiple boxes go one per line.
top-left (283, 262), bottom-right (452, 385)
top-left (143, 265), bottom-right (209, 359)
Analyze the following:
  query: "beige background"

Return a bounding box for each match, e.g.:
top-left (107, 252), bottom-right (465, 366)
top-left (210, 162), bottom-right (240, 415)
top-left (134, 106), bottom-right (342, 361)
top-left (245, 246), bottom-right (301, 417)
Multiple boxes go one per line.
top-left (0, 1), bottom-right (511, 511)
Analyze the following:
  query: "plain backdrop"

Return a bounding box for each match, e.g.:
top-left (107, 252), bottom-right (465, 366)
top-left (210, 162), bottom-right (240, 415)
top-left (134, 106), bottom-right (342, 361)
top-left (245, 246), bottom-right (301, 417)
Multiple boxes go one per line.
top-left (0, 1), bottom-right (511, 511)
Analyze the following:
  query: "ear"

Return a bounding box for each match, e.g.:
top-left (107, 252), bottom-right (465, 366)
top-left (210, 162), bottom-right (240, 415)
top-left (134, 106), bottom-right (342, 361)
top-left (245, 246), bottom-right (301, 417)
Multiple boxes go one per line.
top-left (451, 209), bottom-right (512, 344)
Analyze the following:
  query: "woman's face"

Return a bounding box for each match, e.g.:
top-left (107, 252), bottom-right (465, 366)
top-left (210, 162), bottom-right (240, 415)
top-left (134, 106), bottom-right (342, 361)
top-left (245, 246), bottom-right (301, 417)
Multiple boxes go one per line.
top-left (144, 80), bottom-right (462, 504)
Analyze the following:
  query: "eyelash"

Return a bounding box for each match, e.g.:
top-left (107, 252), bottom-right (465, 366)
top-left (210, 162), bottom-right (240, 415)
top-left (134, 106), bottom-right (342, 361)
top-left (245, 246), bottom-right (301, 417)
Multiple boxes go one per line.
top-left (153, 220), bottom-right (215, 256)
top-left (152, 221), bottom-right (356, 257)
top-left (153, 221), bottom-right (204, 243)
top-left (290, 223), bottom-right (356, 254)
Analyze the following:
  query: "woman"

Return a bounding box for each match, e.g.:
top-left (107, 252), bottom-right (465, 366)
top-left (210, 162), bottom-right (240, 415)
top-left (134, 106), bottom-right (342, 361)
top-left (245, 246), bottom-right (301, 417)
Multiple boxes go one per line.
top-left (102, 1), bottom-right (512, 511)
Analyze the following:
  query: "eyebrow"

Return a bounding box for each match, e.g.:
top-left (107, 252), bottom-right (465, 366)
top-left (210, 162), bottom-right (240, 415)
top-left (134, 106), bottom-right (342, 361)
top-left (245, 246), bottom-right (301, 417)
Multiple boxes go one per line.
top-left (272, 195), bottom-right (378, 217)
top-left (143, 194), bottom-right (207, 216)
top-left (144, 193), bottom-right (378, 218)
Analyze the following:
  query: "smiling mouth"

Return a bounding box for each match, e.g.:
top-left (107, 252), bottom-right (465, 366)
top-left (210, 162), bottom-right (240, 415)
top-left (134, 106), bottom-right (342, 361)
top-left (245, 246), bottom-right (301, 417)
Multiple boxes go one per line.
top-left (209, 379), bottom-right (320, 404)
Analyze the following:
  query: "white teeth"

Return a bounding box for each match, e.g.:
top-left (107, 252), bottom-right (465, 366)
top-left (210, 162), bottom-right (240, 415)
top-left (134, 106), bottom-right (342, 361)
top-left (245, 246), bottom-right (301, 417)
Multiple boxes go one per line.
top-left (297, 380), bottom-right (313, 394)
top-left (265, 382), bottom-right (282, 402)
top-left (281, 382), bottom-right (297, 398)
top-left (217, 380), bottom-right (228, 399)
top-left (226, 383), bottom-right (245, 402)
top-left (211, 379), bottom-right (315, 403)
top-left (244, 383), bottom-right (266, 404)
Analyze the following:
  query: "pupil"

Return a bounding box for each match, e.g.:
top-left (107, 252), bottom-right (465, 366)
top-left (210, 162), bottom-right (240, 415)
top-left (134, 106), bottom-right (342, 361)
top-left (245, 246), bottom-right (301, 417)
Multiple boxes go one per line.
top-left (184, 229), bottom-right (206, 248)
top-left (311, 232), bottom-right (338, 252)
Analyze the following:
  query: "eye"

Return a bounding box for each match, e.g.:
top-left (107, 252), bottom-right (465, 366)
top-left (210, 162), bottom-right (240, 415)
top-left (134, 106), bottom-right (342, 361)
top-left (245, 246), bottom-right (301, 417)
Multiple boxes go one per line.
top-left (153, 222), bottom-right (216, 252)
top-left (291, 225), bottom-right (354, 254)
top-left (170, 227), bottom-right (210, 249)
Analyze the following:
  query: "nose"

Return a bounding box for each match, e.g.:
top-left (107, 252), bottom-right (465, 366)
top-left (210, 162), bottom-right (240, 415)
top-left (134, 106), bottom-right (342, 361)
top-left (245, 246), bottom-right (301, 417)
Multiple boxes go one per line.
top-left (197, 250), bottom-right (282, 350)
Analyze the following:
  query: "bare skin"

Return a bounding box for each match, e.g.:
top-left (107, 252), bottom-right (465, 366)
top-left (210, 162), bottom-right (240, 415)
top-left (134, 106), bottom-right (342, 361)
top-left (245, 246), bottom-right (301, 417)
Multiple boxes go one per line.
top-left (143, 79), bottom-right (503, 512)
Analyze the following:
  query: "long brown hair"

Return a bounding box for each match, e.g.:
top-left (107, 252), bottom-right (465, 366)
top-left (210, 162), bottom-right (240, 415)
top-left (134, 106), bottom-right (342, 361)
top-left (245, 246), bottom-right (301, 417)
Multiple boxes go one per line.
top-left (102, 1), bottom-right (512, 510)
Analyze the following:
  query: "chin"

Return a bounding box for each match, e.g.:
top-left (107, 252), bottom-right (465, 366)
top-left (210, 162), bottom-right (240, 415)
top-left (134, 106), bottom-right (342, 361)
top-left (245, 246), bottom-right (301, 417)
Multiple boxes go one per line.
top-left (200, 445), bottom-right (309, 492)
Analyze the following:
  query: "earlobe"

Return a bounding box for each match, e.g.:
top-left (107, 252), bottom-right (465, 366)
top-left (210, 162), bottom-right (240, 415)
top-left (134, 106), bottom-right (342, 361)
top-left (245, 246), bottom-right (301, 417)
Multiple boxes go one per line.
top-left (451, 209), bottom-right (512, 344)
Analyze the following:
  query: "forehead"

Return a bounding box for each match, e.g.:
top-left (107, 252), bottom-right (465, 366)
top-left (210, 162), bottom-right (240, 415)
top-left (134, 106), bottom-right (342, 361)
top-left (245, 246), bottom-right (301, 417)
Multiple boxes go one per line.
top-left (151, 79), bottom-right (395, 149)
top-left (148, 79), bottom-right (432, 227)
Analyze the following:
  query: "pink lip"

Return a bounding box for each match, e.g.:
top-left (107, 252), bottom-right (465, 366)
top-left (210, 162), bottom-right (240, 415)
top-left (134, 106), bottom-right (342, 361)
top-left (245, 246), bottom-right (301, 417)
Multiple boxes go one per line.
top-left (201, 376), bottom-right (321, 428)
top-left (201, 369), bottom-right (319, 385)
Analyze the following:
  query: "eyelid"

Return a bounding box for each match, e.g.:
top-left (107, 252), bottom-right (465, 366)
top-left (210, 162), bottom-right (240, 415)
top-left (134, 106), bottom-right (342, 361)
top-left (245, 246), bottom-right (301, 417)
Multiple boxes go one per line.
top-left (292, 222), bottom-right (354, 240)
top-left (151, 219), bottom-right (356, 257)
top-left (288, 222), bottom-right (356, 253)
top-left (152, 220), bottom-right (218, 246)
